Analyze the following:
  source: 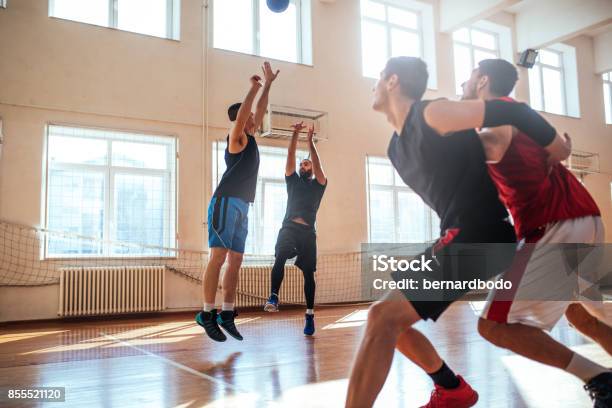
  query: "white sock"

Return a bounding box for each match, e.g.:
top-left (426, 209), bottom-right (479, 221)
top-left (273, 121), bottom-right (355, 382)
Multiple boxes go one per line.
top-left (222, 303), bottom-right (234, 311)
top-left (203, 303), bottom-right (215, 312)
top-left (306, 309), bottom-right (314, 315)
top-left (566, 352), bottom-right (609, 382)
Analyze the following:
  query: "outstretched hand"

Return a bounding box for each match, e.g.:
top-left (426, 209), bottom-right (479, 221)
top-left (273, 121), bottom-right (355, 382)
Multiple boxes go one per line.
top-left (250, 74), bottom-right (263, 88)
top-left (291, 121), bottom-right (307, 133)
top-left (307, 125), bottom-right (315, 143)
top-left (262, 62), bottom-right (280, 84)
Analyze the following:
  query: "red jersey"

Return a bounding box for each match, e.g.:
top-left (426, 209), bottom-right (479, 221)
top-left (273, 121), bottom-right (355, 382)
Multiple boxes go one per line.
top-left (486, 97), bottom-right (600, 240)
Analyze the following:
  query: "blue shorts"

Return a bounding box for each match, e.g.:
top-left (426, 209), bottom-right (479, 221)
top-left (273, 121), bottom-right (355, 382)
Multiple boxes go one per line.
top-left (208, 196), bottom-right (250, 254)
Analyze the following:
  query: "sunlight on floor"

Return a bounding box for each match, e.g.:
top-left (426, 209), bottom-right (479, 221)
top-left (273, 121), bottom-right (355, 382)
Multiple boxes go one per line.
top-left (322, 309), bottom-right (368, 330)
top-left (202, 392), bottom-right (271, 408)
top-left (0, 330), bottom-right (68, 345)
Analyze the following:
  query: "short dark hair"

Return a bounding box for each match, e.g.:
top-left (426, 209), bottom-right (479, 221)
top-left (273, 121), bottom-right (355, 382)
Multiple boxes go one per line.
top-left (477, 59), bottom-right (518, 97)
top-left (383, 57), bottom-right (428, 100)
top-left (227, 103), bottom-right (241, 121)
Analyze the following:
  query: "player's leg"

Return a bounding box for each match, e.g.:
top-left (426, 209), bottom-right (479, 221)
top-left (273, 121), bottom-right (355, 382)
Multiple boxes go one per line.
top-left (566, 303), bottom-right (612, 355)
top-left (197, 197), bottom-right (231, 342)
top-left (297, 228), bottom-right (317, 335)
top-left (266, 225), bottom-right (297, 311)
top-left (478, 315), bottom-right (576, 367)
top-left (480, 237), bottom-right (611, 405)
top-left (216, 198), bottom-right (249, 341)
top-left (396, 328), bottom-right (477, 407)
top-left (346, 289), bottom-right (422, 408)
top-left (302, 268), bottom-right (316, 335)
top-left (567, 216), bottom-right (612, 354)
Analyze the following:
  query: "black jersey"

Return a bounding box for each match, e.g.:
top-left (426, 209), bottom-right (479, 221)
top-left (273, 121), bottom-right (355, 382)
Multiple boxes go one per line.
top-left (283, 172), bottom-right (326, 228)
top-left (213, 134), bottom-right (260, 203)
top-left (387, 100), bottom-right (508, 231)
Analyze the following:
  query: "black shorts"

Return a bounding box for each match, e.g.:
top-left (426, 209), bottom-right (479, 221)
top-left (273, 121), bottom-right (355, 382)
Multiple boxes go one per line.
top-left (391, 220), bottom-right (517, 321)
top-left (275, 221), bottom-right (317, 272)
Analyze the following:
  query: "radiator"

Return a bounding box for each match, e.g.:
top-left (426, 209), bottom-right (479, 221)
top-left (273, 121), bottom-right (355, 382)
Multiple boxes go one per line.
top-left (59, 266), bottom-right (165, 317)
top-left (236, 265), bottom-right (303, 308)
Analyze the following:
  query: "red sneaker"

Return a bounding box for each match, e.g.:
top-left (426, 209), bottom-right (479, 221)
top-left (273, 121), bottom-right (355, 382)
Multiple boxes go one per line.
top-left (420, 375), bottom-right (479, 408)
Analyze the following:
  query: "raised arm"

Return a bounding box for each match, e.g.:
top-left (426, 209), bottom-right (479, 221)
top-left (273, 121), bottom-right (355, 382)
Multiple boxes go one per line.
top-left (229, 75), bottom-right (262, 152)
top-left (424, 99), bottom-right (561, 154)
top-left (253, 62), bottom-right (280, 131)
top-left (286, 122), bottom-right (305, 176)
top-left (307, 125), bottom-right (327, 185)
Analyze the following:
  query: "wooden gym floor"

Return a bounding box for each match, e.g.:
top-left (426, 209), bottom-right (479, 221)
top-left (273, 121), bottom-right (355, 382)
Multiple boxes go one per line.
top-left (0, 302), bottom-right (609, 408)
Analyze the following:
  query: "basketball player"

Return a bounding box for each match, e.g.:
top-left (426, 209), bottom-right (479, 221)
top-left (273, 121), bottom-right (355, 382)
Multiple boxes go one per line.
top-left (264, 122), bottom-right (327, 336)
top-left (346, 56), bottom-right (567, 408)
top-left (460, 59), bottom-right (612, 407)
top-left (196, 62), bottom-right (279, 342)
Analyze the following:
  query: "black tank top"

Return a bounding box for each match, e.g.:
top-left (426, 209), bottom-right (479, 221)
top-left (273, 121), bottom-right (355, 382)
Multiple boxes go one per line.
top-left (283, 173), bottom-right (327, 228)
top-left (387, 100), bottom-right (508, 231)
top-left (213, 134), bottom-right (260, 203)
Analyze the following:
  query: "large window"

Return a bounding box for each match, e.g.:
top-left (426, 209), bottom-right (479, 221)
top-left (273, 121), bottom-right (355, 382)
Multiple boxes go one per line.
top-left (360, 0), bottom-right (436, 86)
top-left (603, 71), bottom-right (612, 125)
top-left (452, 21), bottom-right (513, 96)
top-left (45, 125), bottom-right (177, 257)
top-left (366, 156), bottom-right (439, 243)
top-left (212, 0), bottom-right (312, 65)
top-left (528, 44), bottom-right (580, 117)
top-left (212, 142), bottom-right (308, 255)
top-left (49, 0), bottom-right (180, 40)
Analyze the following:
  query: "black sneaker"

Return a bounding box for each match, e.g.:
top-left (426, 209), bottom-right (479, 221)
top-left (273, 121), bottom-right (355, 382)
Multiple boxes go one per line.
top-left (217, 310), bottom-right (244, 341)
top-left (196, 310), bottom-right (226, 342)
top-left (585, 371), bottom-right (612, 408)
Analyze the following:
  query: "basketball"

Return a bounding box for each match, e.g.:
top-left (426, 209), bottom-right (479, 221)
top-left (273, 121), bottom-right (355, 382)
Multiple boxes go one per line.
top-left (267, 0), bottom-right (290, 13)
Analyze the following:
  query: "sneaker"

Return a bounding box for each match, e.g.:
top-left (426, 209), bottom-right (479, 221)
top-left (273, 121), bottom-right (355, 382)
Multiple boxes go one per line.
top-left (217, 310), bottom-right (244, 341)
top-left (264, 294), bottom-right (279, 312)
top-left (195, 310), bottom-right (226, 342)
top-left (304, 313), bottom-right (315, 336)
top-left (420, 375), bottom-right (478, 408)
top-left (585, 371), bottom-right (612, 408)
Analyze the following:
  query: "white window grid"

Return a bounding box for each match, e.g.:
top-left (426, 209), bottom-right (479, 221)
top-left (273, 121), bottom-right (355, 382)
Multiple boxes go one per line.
top-left (212, 141), bottom-right (308, 255)
top-left (48, 0), bottom-right (179, 40)
top-left (533, 48), bottom-right (567, 115)
top-left (44, 124), bottom-right (178, 258)
top-left (211, 0), bottom-right (305, 64)
top-left (361, 0), bottom-right (424, 72)
top-left (365, 156), bottom-right (438, 243)
top-left (453, 26), bottom-right (501, 95)
top-left (603, 71), bottom-right (612, 124)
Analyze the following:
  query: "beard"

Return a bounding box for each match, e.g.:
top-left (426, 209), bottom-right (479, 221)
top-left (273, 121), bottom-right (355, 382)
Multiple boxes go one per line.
top-left (461, 84), bottom-right (479, 101)
top-left (299, 169), bottom-right (313, 179)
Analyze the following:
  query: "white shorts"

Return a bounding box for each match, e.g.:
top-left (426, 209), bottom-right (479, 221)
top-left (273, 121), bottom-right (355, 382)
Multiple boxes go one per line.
top-left (481, 216), bottom-right (610, 330)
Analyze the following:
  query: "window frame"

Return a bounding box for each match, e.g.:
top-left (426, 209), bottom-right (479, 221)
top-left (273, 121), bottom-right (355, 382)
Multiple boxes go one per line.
top-left (452, 26), bottom-right (501, 95)
top-left (365, 155), bottom-right (438, 243)
top-left (603, 71), bottom-right (612, 125)
top-left (359, 0), bottom-right (436, 88)
top-left (361, 1), bottom-right (424, 65)
top-left (210, 0), bottom-right (309, 65)
top-left (532, 48), bottom-right (567, 116)
top-left (48, 0), bottom-right (180, 40)
top-left (43, 123), bottom-right (178, 259)
top-left (528, 43), bottom-right (580, 118)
